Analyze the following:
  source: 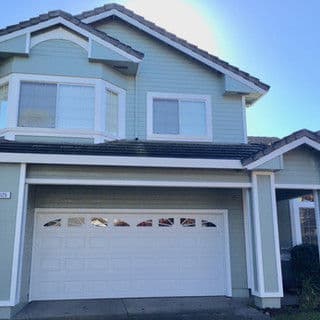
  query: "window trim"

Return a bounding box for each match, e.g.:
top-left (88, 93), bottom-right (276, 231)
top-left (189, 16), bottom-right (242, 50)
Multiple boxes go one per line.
top-left (147, 92), bottom-right (213, 142)
top-left (289, 198), bottom-right (317, 246)
top-left (3, 73), bottom-right (126, 143)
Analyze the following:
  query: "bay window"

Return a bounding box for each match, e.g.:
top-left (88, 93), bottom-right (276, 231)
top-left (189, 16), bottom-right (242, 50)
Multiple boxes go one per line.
top-left (0, 74), bottom-right (127, 142)
top-left (148, 93), bottom-right (212, 141)
top-left (0, 84), bottom-right (8, 129)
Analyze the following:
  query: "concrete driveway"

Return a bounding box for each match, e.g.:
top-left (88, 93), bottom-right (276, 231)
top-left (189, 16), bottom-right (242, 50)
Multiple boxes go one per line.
top-left (13, 297), bottom-right (269, 320)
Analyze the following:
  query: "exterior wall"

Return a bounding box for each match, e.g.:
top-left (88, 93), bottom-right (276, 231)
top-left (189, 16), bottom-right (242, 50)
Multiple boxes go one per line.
top-left (31, 185), bottom-right (248, 296)
top-left (96, 20), bottom-right (246, 143)
top-left (15, 135), bottom-right (94, 144)
top-left (256, 156), bottom-right (283, 171)
top-left (27, 164), bottom-right (251, 184)
top-left (0, 164), bottom-right (21, 301)
top-left (0, 35), bottom-right (27, 55)
top-left (275, 146), bottom-right (320, 185)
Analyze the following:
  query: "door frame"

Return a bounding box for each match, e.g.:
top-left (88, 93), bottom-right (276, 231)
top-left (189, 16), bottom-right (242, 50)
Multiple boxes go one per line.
top-left (29, 208), bottom-right (232, 300)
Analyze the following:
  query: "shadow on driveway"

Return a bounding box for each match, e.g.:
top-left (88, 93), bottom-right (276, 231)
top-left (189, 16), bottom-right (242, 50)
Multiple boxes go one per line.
top-left (13, 297), bottom-right (269, 320)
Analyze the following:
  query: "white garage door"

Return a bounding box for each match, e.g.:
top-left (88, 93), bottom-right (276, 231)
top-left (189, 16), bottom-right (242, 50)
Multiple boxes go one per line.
top-left (30, 210), bottom-right (231, 301)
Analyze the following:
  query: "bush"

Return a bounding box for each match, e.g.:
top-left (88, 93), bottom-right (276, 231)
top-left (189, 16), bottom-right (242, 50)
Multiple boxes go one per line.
top-left (291, 244), bottom-right (320, 310)
top-left (299, 278), bottom-right (320, 310)
top-left (291, 244), bottom-right (320, 286)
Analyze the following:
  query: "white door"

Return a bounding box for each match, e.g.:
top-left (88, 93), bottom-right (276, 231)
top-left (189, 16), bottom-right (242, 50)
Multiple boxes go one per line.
top-left (30, 210), bottom-right (231, 301)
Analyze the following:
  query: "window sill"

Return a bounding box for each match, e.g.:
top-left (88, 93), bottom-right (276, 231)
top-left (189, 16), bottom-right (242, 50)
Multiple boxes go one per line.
top-left (0, 127), bottom-right (120, 143)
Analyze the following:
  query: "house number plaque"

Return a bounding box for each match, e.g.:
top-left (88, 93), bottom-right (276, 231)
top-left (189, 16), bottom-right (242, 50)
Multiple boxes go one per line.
top-left (0, 192), bottom-right (11, 199)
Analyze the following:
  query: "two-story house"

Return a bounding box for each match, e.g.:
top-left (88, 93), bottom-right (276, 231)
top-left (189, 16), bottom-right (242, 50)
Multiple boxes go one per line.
top-left (0, 3), bottom-right (319, 319)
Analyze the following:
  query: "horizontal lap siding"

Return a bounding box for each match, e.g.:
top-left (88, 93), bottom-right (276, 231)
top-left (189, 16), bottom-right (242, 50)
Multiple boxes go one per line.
top-left (27, 165), bottom-right (251, 183)
top-left (33, 185), bottom-right (248, 294)
top-left (275, 146), bottom-right (320, 185)
top-left (97, 20), bottom-right (245, 143)
top-left (0, 164), bottom-right (21, 300)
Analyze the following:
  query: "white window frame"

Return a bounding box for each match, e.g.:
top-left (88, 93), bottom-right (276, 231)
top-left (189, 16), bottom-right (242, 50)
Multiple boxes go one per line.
top-left (147, 92), bottom-right (213, 142)
top-left (290, 198), bottom-right (317, 246)
top-left (1, 73), bottom-right (126, 143)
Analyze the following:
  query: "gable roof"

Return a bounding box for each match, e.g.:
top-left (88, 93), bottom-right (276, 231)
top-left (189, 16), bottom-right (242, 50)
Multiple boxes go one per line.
top-left (76, 3), bottom-right (270, 92)
top-left (0, 9), bottom-right (144, 61)
top-left (243, 129), bottom-right (320, 169)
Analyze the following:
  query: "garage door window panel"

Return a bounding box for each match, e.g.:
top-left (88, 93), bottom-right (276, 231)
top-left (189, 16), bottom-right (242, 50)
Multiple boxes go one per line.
top-left (137, 219), bottom-right (153, 227)
top-left (68, 217), bottom-right (85, 227)
top-left (159, 218), bottom-right (174, 227)
top-left (91, 217), bottom-right (108, 228)
top-left (114, 219), bottom-right (130, 227)
top-left (180, 218), bottom-right (196, 227)
top-left (43, 218), bottom-right (61, 228)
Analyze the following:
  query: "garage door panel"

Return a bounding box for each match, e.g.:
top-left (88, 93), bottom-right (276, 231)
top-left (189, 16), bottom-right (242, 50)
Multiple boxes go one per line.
top-left (30, 211), bottom-right (230, 300)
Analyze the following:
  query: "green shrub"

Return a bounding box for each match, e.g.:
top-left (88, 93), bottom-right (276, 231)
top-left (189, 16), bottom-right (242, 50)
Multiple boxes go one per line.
top-left (291, 244), bottom-right (320, 310)
top-left (291, 244), bottom-right (320, 286)
top-left (299, 278), bottom-right (320, 310)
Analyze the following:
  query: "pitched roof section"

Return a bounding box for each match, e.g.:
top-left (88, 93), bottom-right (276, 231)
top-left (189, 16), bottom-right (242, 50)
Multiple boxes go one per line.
top-left (0, 139), bottom-right (266, 160)
top-left (0, 10), bottom-right (144, 60)
top-left (76, 3), bottom-right (270, 92)
top-left (248, 136), bottom-right (280, 145)
top-left (243, 129), bottom-right (320, 167)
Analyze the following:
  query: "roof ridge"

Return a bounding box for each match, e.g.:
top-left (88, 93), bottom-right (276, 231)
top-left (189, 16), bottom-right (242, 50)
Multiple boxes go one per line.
top-left (75, 3), bottom-right (269, 90)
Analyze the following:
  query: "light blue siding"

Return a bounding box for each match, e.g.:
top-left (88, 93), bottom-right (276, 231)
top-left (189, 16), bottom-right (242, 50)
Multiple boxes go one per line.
top-left (0, 35), bottom-right (27, 55)
top-left (256, 156), bottom-right (283, 171)
top-left (90, 40), bottom-right (129, 62)
top-left (275, 146), bottom-right (320, 185)
top-left (26, 165), bottom-right (251, 183)
top-left (0, 164), bottom-right (21, 300)
top-left (15, 135), bottom-right (94, 144)
top-left (97, 20), bottom-right (246, 143)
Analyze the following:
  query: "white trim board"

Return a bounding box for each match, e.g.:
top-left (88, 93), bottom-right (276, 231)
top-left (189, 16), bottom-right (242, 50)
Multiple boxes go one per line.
top-left (246, 137), bottom-right (320, 170)
top-left (26, 178), bottom-right (251, 188)
top-left (0, 153), bottom-right (243, 169)
top-left (81, 9), bottom-right (266, 95)
top-left (30, 27), bottom-right (89, 51)
top-left (0, 16), bottom-right (141, 63)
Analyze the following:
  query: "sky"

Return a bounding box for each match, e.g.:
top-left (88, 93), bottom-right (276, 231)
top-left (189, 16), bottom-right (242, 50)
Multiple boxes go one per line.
top-left (0, 0), bottom-right (319, 138)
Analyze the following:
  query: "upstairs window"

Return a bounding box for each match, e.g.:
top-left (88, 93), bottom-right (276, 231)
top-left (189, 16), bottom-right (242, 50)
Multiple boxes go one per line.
top-left (0, 84), bottom-right (8, 129)
top-left (18, 82), bottom-right (95, 130)
top-left (148, 93), bottom-right (212, 141)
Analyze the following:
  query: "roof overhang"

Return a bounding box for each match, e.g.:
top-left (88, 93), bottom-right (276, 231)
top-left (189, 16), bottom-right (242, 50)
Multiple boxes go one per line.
top-left (244, 136), bottom-right (320, 170)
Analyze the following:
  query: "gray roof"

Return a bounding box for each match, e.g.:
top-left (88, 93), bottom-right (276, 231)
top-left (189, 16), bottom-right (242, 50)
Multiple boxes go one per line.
top-left (248, 136), bottom-right (280, 145)
top-left (0, 139), bottom-right (266, 160)
top-left (0, 10), bottom-right (144, 60)
top-left (243, 129), bottom-right (320, 165)
top-left (0, 129), bottom-right (318, 166)
top-left (76, 3), bottom-right (270, 91)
